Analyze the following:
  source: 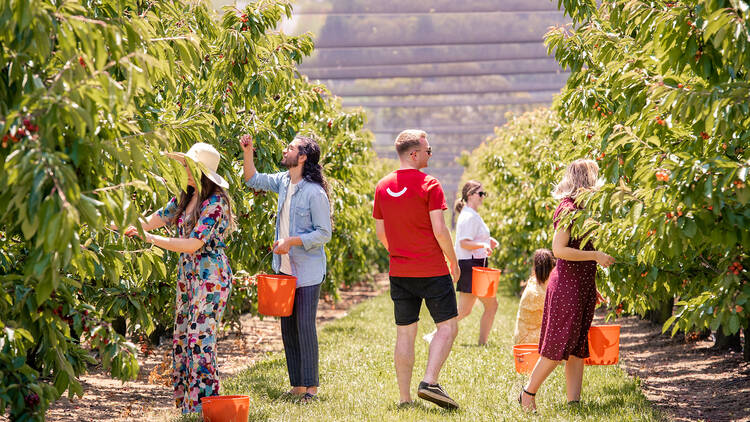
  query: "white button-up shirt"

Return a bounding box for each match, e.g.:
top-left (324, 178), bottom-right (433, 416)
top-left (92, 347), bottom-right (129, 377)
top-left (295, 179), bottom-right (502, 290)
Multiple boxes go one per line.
top-left (454, 206), bottom-right (491, 260)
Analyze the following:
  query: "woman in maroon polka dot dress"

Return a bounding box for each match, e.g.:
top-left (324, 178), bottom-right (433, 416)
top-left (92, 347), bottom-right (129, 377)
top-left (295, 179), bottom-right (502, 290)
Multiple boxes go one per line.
top-left (519, 159), bottom-right (615, 411)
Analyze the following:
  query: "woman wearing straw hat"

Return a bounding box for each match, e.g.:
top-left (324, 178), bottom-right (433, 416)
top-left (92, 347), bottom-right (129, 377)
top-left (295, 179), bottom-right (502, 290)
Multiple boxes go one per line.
top-left (121, 142), bottom-right (235, 414)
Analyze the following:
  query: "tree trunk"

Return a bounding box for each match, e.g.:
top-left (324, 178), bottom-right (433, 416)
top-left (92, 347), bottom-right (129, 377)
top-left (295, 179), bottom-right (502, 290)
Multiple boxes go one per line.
top-left (744, 319), bottom-right (750, 362)
top-left (714, 325), bottom-right (742, 351)
top-left (112, 316), bottom-right (127, 337)
top-left (148, 323), bottom-right (169, 346)
top-left (646, 296), bottom-right (674, 325)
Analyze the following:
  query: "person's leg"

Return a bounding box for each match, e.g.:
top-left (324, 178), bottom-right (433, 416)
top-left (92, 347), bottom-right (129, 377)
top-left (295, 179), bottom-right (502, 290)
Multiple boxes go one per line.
top-left (425, 293), bottom-right (473, 343)
top-left (477, 296), bottom-right (498, 345)
top-left (281, 293), bottom-right (305, 395)
top-left (395, 322), bottom-right (418, 403)
top-left (522, 356), bottom-right (561, 410)
top-left (389, 276), bottom-right (422, 403)
top-left (456, 292), bottom-right (477, 321)
top-left (423, 317), bottom-right (458, 384)
top-left (422, 274), bottom-right (459, 385)
top-left (565, 355), bottom-right (585, 402)
top-left (189, 276), bottom-right (231, 409)
top-left (294, 284), bottom-right (321, 396)
top-left (172, 277), bottom-right (190, 412)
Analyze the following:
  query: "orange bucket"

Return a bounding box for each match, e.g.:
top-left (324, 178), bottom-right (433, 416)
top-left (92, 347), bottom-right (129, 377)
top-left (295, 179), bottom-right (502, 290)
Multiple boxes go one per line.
top-left (201, 395), bottom-right (250, 422)
top-left (585, 325), bottom-right (621, 365)
top-left (472, 267), bottom-right (501, 297)
top-left (257, 274), bottom-right (296, 317)
top-left (512, 343), bottom-right (540, 374)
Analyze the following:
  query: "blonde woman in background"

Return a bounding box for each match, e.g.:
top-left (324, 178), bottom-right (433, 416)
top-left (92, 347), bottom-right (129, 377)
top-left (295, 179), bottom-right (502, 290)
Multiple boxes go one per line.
top-left (519, 159), bottom-right (614, 411)
top-left (513, 249), bottom-right (556, 345)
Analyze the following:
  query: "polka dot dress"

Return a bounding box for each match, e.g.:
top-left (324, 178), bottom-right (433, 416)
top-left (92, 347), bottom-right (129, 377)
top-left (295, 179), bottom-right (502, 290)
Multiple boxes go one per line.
top-left (538, 197), bottom-right (597, 361)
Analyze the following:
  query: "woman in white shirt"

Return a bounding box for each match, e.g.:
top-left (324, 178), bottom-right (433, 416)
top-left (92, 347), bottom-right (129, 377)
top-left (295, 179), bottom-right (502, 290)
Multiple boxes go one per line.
top-left (454, 180), bottom-right (499, 345)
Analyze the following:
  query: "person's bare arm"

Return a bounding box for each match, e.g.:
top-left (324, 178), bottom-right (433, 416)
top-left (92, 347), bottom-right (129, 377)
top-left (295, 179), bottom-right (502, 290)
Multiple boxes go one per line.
top-left (552, 229), bottom-right (614, 267)
top-left (459, 239), bottom-right (489, 250)
top-left (112, 211), bottom-right (167, 233)
top-left (429, 209), bottom-right (460, 282)
top-left (374, 219), bottom-right (389, 251)
top-left (239, 134), bottom-right (256, 183)
top-left (139, 212), bottom-right (167, 232)
top-left (124, 227), bottom-right (204, 254)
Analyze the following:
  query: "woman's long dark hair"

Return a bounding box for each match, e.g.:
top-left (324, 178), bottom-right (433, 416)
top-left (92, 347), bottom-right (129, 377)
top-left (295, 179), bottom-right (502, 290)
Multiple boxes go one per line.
top-left (296, 135), bottom-right (329, 199)
top-left (174, 173), bottom-right (236, 235)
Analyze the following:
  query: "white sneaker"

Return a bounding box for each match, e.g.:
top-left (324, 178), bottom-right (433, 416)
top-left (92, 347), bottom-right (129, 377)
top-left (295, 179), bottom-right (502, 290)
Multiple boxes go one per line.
top-left (422, 329), bottom-right (437, 343)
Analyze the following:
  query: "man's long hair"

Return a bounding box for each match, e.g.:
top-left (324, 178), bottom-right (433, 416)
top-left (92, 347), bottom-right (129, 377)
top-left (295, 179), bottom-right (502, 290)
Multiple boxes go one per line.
top-left (296, 135), bottom-right (330, 199)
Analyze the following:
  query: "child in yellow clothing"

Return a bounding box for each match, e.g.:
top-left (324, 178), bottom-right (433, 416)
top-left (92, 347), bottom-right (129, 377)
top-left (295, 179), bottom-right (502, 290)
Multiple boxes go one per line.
top-left (513, 249), bottom-right (556, 345)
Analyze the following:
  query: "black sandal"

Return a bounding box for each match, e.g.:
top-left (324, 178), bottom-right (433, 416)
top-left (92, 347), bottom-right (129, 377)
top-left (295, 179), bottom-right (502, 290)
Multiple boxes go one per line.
top-left (300, 392), bottom-right (317, 404)
top-left (518, 388), bottom-right (536, 409)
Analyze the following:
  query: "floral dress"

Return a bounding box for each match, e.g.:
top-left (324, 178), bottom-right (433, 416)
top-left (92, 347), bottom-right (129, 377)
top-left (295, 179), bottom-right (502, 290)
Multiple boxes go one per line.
top-left (157, 194), bottom-right (232, 413)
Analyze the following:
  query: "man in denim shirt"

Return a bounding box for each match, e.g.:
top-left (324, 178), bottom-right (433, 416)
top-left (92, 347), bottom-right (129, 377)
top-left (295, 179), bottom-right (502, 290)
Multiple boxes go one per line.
top-left (240, 133), bottom-right (332, 403)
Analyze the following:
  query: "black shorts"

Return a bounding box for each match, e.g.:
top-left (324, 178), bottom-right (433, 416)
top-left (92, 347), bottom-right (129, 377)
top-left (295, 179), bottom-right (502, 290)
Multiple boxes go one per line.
top-left (456, 258), bottom-right (488, 294)
top-left (389, 274), bottom-right (458, 326)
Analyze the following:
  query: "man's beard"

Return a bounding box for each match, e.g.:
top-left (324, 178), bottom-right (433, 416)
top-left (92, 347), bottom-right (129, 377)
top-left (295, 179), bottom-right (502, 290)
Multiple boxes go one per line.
top-left (280, 155), bottom-right (299, 168)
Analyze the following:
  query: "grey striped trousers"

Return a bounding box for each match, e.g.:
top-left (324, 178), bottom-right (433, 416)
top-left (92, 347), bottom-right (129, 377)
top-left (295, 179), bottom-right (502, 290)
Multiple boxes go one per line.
top-left (280, 283), bottom-right (321, 387)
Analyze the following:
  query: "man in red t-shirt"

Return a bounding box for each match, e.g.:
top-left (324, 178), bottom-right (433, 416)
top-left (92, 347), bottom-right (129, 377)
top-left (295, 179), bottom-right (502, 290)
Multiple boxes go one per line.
top-left (373, 129), bottom-right (460, 410)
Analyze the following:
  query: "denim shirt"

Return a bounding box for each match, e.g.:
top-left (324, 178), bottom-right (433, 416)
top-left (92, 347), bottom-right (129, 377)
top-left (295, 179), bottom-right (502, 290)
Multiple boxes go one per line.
top-left (245, 171), bottom-right (332, 287)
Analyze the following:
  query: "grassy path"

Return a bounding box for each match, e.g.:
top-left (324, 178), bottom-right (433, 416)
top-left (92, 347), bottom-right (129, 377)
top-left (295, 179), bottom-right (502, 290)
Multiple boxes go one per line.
top-left (206, 292), bottom-right (663, 421)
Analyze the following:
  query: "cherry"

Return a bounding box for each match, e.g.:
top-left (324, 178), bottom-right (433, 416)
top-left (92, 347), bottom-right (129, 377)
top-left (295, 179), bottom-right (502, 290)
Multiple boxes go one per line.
top-left (79, 56), bottom-right (86, 67)
top-left (24, 392), bottom-right (40, 408)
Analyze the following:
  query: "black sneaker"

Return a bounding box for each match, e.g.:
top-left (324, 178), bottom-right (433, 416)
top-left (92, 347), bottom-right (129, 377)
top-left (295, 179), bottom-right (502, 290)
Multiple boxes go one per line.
top-left (417, 381), bottom-right (459, 410)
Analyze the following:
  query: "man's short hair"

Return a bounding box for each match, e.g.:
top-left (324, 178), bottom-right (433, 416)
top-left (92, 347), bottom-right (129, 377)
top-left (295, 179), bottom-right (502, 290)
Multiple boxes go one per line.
top-left (394, 130), bottom-right (426, 157)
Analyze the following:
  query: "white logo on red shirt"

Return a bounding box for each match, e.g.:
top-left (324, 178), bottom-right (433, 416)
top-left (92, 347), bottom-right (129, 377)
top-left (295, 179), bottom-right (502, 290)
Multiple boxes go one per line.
top-left (386, 187), bottom-right (407, 197)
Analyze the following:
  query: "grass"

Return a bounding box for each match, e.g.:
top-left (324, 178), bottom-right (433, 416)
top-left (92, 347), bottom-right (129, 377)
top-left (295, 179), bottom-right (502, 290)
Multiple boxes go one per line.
top-left (178, 292), bottom-right (664, 421)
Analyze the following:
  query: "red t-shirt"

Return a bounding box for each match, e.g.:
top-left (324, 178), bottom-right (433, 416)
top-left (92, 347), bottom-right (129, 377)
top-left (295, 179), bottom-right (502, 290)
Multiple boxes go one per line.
top-left (373, 169), bottom-right (449, 277)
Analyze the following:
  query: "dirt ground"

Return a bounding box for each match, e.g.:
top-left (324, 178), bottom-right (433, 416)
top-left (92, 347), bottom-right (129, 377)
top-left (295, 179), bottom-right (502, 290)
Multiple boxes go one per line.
top-left (12, 276), bottom-right (750, 421)
top-left (42, 275), bottom-right (389, 422)
top-left (596, 311), bottom-right (750, 422)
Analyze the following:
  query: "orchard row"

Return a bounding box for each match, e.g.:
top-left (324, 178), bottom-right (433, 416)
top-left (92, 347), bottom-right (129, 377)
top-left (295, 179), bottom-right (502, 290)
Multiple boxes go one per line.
top-left (462, 0), bottom-right (748, 356)
top-left (0, 0), bottom-right (387, 419)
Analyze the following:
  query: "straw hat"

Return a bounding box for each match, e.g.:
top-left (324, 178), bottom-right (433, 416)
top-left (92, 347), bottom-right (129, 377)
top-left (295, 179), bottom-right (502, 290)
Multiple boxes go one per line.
top-left (164, 142), bottom-right (229, 189)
